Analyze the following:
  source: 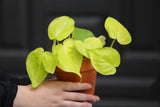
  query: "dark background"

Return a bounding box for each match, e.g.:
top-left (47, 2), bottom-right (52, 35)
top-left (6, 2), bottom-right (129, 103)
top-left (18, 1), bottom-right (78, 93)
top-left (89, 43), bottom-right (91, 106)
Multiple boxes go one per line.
top-left (0, 0), bottom-right (160, 106)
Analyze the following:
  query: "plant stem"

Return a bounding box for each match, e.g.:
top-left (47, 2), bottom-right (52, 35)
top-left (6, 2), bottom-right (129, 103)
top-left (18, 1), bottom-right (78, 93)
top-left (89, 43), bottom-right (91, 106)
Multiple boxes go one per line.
top-left (110, 39), bottom-right (116, 48)
top-left (52, 39), bottom-right (56, 53)
top-left (57, 40), bottom-right (59, 44)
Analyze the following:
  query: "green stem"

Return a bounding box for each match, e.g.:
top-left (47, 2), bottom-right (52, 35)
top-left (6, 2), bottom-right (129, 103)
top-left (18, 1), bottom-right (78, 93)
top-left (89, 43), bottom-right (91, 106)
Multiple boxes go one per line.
top-left (57, 40), bottom-right (59, 44)
top-left (110, 39), bottom-right (116, 48)
top-left (52, 39), bottom-right (57, 53)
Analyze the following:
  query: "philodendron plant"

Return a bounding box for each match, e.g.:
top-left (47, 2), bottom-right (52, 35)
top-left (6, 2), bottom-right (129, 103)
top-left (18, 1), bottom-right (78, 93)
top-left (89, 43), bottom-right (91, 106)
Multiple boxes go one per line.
top-left (26, 16), bottom-right (132, 89)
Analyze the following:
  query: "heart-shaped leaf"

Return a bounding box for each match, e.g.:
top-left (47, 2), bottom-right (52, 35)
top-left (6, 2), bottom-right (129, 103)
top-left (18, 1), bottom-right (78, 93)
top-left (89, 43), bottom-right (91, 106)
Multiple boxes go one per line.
top-left (72, 27), bottom-right (95, 42)
top-left (42, 51), bottom-right (57, 74)
top-left (48, 16), bottom-right (75, 41)
top-left (26, 48), bottom-right (48, 88)
top-left (54, 39), bottom-right (83, 78)
top-left (74, 37), bottom-right (103, 58)
top-left (88, 47), bottom-right (120, 75)
top-left (104, 17), bottom-right (132, 45)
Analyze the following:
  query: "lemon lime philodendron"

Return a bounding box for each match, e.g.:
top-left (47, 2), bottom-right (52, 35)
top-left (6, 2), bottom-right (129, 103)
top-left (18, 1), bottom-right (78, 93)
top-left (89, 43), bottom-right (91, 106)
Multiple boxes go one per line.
top-left (26, 16), bottom-right (132, 88)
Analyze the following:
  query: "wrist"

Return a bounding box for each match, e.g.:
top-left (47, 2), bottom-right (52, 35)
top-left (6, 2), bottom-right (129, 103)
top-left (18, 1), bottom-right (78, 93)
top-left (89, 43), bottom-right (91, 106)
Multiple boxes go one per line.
top-left (13, 85), bottom-right (32, 107)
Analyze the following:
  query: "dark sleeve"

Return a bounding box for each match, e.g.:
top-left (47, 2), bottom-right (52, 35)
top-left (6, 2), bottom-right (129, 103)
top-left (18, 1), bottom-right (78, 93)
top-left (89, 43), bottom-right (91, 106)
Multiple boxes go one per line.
top-left (0, 81), bottom-right (18, 107)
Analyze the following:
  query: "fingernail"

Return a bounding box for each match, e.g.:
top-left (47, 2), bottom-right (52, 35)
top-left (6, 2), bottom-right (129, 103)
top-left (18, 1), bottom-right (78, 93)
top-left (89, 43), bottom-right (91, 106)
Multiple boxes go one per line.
top-left (91, 96), bottom-right (97, 102)
top-left (96, 96), bottom-right (100, 101)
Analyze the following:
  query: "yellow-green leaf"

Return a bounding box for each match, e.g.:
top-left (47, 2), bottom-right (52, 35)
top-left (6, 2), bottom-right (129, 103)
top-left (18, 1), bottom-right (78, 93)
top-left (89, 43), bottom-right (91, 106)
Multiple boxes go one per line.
top-left (98, 35), bottom-right (106, 46)
top-left (26, 48), bottom-right (48, 88)
top-left (88, 47), bottom-right (120, 75)
top-left (74, 37), bottom-right (103, 58)
top-left (54, 39), bottom-right (83, 78)
top-left (104, 17), bottom-right (132, 45)
top-left (48, 16), bottom-right (75, 41)
top-left (42, 51), bottom-right (57, 74)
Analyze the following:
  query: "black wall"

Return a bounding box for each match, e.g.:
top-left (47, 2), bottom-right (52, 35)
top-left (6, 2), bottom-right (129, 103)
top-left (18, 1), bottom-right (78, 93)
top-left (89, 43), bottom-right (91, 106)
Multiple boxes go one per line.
top-left (0, 0), bottom-right (159, 106)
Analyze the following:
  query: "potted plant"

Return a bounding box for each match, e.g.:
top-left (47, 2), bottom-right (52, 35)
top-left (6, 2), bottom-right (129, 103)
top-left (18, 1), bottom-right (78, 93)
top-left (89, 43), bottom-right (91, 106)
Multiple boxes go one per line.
top-left (26, 16), bottom-right (132, 95)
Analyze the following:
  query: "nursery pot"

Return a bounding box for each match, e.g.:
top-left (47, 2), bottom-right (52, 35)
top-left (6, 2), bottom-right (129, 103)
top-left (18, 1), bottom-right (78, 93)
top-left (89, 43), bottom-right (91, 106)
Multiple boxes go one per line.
top-left (55, 58), bottom-right (97, 95)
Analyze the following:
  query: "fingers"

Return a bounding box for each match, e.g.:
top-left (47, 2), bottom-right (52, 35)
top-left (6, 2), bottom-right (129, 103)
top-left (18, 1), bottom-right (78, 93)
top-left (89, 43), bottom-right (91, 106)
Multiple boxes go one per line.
top-left (62, 82), bottom-right (92, 91)
top-left (63, 92), bottom-right (98, 102)
top-left (60, 101), bottom-right (92, 107)
top-left (95, 95), bottom-right (100, 102)
top-left (53, 81), bottom-right (100, 102)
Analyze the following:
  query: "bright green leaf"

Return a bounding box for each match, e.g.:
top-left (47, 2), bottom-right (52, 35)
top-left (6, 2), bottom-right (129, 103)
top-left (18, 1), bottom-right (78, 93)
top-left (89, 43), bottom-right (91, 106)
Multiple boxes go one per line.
top-left (26, 48), bottom-right (48, 88)
top-left (48, 16), bottom-right (75, 41)
top-left (104, 17), bottom-right (132, 45)
top-left (72, 27), bottom-right (95, 42)
top-left (98, 35), bottom-right (106, 46)
top-left (63, 37), bottom-right (74, 48)
top-left (74, 37), bottom-right (103, 58)
top-left (54, 39), bottom-right (83, 78)
top-left (88, 47), bottom-right (120, 75)
top-left (42, 51), bottom-right (57, 74)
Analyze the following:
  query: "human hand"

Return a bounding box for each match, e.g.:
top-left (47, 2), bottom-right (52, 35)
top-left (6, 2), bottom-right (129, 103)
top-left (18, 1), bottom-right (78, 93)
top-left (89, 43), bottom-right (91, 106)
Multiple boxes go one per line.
top-left (13, 79), bottom-right (100, 107)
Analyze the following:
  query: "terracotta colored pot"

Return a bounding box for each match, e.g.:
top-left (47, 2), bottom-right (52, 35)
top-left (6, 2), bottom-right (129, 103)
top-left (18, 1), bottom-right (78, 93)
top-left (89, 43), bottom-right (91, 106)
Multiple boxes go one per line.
top-left (55, 58), bottom-right (97, 95)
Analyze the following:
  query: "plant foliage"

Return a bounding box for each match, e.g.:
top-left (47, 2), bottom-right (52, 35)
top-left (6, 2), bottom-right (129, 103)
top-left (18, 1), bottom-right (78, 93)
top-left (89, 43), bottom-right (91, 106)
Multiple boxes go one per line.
top-left (26, 16), bottom-right (132, 88)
